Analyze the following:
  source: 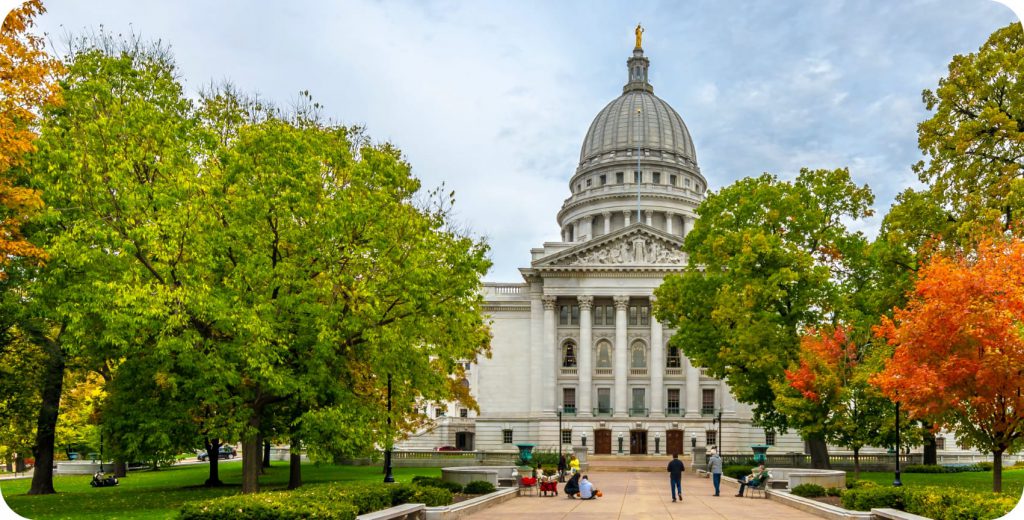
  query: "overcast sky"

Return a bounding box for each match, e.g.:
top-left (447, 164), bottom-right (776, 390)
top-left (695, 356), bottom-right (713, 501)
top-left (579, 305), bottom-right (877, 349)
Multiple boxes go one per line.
top-left (31, 1), bottom-right (1018, 281)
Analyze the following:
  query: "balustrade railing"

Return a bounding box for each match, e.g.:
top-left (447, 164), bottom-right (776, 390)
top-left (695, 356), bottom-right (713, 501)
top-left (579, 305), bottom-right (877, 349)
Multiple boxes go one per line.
top-left (594, 368), bottom-right (613, 376)
top-left (593, 407), bottom-right (613, 417)
top-left (629, 367), bottom-right (648, 376)
top-left (560, 367), bottom-right (578, 376)
top-left (664, 407), bottom-right (683, 417)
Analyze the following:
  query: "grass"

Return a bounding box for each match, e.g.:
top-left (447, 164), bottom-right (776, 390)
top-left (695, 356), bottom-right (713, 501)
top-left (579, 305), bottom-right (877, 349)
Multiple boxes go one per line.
top-left (1, 461), bottom-right (441, 520)
top-left (852, 467), bottom-right (1024, 495)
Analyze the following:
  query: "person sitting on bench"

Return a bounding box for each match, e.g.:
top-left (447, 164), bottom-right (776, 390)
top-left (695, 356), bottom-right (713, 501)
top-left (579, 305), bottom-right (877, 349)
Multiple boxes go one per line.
top-left (736, 464), bottom-right (767, 497)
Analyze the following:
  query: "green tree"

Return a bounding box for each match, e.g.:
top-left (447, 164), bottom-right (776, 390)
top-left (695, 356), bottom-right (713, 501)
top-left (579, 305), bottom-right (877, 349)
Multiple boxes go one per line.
top-left (654, 168), bottom-right (874, 468)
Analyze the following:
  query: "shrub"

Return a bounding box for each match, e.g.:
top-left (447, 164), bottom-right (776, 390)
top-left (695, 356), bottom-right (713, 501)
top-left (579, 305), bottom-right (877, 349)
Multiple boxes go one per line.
top-left (825, 487), bottom-right (843, 497)
top-left (723, 465), bottom-right (751, 479)
top-left (463, 480), bottom-right (496, 495)
top-left (902, 487), bottom-right (1017, 520)
top-left (790, 483), bottom-right (826, 498)
top-left (903, 464), bottom-right (945, 473)
top-left (840, 486), bottom-right (905, 511)
top-left (529, 449), bottom-right (562, 469)
top-left (412, 477), bottom-right (462, 494)
top-left (388, 484), bottom-right (452, 507)
top-left (975, 461), bottom-right (994, 471)
top-left (846, 479), bottom-right (878, 490)
top-left (179, 492), bottom-right (359, 520)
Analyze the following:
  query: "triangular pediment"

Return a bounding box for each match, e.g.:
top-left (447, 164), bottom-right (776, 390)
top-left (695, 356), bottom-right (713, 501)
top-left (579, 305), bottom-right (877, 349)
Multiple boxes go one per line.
top-left (533, 224), bottom-right (687, 270)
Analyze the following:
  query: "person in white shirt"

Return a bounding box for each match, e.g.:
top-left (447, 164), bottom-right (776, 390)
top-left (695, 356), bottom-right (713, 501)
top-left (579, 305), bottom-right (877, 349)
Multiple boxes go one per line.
top-left (579, 475), bottom-right (597, 499)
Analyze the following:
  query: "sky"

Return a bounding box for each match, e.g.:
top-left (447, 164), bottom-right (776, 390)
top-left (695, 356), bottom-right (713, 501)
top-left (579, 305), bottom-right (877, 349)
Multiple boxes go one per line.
top-left (28, 0), bottom-right (1019, 281)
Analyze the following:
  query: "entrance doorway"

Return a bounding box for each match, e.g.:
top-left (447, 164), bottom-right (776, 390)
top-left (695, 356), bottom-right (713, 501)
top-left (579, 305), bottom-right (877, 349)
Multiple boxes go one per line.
top-left (629, 430), bottom-right (648, 455)
top-left (666, 429), bottom-right (684, 456)
top-left (594, 429), bottom-right (612, 454)
top-left (455, 432), bottom-right (474, 451)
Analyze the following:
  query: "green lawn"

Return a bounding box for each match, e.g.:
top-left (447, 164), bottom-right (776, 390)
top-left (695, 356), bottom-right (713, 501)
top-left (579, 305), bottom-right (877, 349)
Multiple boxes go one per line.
top-left (853, 468), bottom-right (1024, 495)
top-left (1, 461), bottom-right (440, 520)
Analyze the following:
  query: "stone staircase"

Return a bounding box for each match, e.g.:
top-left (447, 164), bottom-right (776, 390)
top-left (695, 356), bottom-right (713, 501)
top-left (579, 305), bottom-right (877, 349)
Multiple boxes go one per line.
top-left (585, 454), bottom-right (680, 473)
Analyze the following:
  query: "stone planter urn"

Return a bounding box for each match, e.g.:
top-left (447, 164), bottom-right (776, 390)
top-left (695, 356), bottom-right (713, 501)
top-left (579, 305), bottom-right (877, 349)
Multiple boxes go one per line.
top-left (515, 443), bottom-right (536, 466)
top-left (751, 444), bottom-right (770, 464)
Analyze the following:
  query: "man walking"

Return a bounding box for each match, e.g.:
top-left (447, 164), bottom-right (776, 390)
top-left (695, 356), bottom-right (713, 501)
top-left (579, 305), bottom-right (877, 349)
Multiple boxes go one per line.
top-left (708, 449), bottom-right (723, 496)
top-left (667, 453), bottom-right (685, 502)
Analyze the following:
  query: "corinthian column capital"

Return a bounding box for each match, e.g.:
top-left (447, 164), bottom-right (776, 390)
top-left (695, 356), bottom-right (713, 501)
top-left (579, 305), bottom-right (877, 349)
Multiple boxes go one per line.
top-left (542, 295), bottom-right (557, 310)
top-left (613, 295), bottom-right (630, 311)
top-left (577, 295), bottom-right (594, 311)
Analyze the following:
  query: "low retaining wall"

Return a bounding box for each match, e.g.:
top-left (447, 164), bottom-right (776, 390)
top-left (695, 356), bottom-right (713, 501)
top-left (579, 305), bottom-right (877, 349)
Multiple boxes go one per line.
top-left (55, 462), bottom-right (105, 475)
top-left (766, 468), bottom-right (846, 490)
top-left (424, 487), bottom-right (518, 520)
top-left (441, 466), bottom-right (517, 487)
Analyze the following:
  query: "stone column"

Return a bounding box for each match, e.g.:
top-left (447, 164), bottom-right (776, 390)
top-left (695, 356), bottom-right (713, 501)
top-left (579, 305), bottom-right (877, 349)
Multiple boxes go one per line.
top-left (650, 297), bottom-right (664, 418)
top-left (666, 212), bottom-right (675, 235)
top-left (645, 210), bottom-right (653, 226)
top-left (613, 295), bottom-right (629, 417)
top-left (603, 212), bottom-right (612, 235)
top-left (622, 210), bottom-right (631, 227)
top-left (543, 295), bottom-right (558, 414)
top-left (578, 295), bottom-right (593, 418)
top-left (529, 283), bottom-right (544, 414)
top-left (685, 355), bottom-right (700, 418)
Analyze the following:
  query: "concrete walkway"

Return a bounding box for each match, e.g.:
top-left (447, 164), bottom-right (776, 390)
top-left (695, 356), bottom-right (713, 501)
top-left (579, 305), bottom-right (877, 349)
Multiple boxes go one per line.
top-left (465, 471), bottom-right (821, 519)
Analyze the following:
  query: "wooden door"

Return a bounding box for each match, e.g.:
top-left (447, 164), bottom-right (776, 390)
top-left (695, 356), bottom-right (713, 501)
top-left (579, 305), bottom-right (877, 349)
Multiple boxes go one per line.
top-left (594, 429), bottom-right (612, 454)
top-left (666, 429), bottom-right (683, 456)
top-left (629, 430), bottom-right (648, 454)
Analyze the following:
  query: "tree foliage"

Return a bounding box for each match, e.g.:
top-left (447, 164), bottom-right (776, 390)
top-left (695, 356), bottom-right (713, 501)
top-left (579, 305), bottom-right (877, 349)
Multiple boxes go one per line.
top-left (655, 168), bottom-right (874, 432)
top-left (873, 238), bottom-right (1024, 492)
top-left (0, 0), bottom-right (61, 273)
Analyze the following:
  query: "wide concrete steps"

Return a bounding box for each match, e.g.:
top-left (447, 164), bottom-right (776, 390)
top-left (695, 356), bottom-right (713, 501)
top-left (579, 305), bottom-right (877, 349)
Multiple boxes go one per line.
top-left (585, 454), bottom-right (679, 473)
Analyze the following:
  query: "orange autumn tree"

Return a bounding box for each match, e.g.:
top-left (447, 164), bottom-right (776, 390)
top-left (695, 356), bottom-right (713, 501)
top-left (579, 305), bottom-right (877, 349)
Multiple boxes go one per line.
top-left (873, 238), bottom-right (1024, 493)
top-left (0, 0), bottom-right (62, 275)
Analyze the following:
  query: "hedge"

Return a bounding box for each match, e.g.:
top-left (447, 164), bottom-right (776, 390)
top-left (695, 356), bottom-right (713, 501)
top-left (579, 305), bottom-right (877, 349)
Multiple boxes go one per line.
top-left (903, 464), bottom-right (990, 473)
top-left (841, 486), bottom-right (1017, 520)
top-left (180, 482), bottom-right (453, 520)
top-left (723, 465), bottom-right (752, 479)
top-left (790, 483), bottom-right (826, 498)
top-left (463, 480), bottom-right (496, 495)
top-left (411, 476), bottom-right (463, 494)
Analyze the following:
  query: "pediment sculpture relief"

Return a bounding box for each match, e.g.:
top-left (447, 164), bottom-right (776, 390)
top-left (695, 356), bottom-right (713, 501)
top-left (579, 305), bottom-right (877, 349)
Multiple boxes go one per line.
top-left (563, 236), bottom-right (685, 266)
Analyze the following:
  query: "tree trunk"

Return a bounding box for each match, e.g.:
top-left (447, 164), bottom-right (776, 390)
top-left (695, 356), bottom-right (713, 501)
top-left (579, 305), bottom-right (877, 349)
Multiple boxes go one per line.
top-left (204, 438), bottom-right (222, 487)
top-left (113, 459), bottom-right (127, 478)
top-left (241, 415), bottom-right (262, 493)
top-left (807, 435), bottom-right (831, 469)
top-left (15, 454), bottom-right (27, 473)
top-left (5, 458), bottom-right (12, 473)
top-left (921, 426), bottom-right (937, 465)
top-left (28, 340), bottom-right (65, 495)
top-left (263, 440), bottom-right (271, 469)
top-left (256, 435), bottom-right (265, 474)
top-left (993, 448), bottom-right (1003, 493)
top-left (288, 439), bottom-right (302, 490)
top-left (853, 447), bottom-right (860, 480)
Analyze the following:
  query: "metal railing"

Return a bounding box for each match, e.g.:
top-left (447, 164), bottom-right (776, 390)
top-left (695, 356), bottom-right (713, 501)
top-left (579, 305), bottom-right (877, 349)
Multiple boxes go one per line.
top-left (628, 407), bottom-right (649, 417)
top-left (700, 407), bottom-right (717, 417)
top-left (664, 407), bottom-right (683, 417)
top-left (593, 407), bottom-right (613, 417)
top-left (562, 406), bottom-right (577, 416)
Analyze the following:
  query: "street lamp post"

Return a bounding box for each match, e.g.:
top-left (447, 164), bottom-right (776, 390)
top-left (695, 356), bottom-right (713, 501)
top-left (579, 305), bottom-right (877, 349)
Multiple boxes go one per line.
top-left (383, 374), bottom-right (395, 484)
top-left (893, 400), bottom-right (902, 487)
top-left (557, 406), bottom-right (563, 480)
top-left (713, 410), bottom-right (723, 455)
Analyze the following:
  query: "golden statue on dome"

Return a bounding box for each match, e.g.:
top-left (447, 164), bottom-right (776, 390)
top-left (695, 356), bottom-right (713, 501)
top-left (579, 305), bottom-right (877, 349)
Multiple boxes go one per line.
top-left (635, 23), bottom-right (644, 48)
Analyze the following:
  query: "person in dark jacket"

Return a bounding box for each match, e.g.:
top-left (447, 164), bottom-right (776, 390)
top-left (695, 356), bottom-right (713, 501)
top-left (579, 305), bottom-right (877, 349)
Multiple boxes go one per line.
top-left (558, 453), bottom-right (567, 481)
top-left (563, 471), bottom-right (581, 498)
top-left (667, 453), bottom-right (685, 502)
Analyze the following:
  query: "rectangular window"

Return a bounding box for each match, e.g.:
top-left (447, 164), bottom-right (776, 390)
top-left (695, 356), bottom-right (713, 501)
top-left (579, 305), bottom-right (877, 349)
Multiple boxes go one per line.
top-left (670, 174), bottom-right (677, 186)
top-left (594, 305), bottom-right (605, 325)
top-left (667, 389), bottom-right (681, 415)
top-left (936, 437), bottom-right (946, 451)
top-left (653, 172), bottom-right (661, 184)
top-left (685, 178), bottom-right (691, 187)
top-left (616, 172), bottom-right (624, 184)
top-left (600, 174), bottom-right (607, 186)
top-left (460, 408), bottom-right (468, 418)
top-left (640, 306), bottom-right (649, 326)
top-left (561, 430), bottom-right (572, 445)
top-left (503, 429), bottom-right (513, 444)
top-left (597, 388), bottom-right (611, 414)
top-left (706, 430), bottom-right (717, 447)
top-left (562, 388), bottom-right (576, 414)
top-left (702, 389), bottom-right (716, 415)
top-left (631, 388), bottom-right (646, 414)
top-left (629, 305), bottom-right (638, 326)
top-left (570, 305), bottom-right (579, 325)
top-left (586, 178), bottom-right (592, 187)
top-left (605, 305), bottom-right (615, 325)
top-left (765, 432), bottom-right (775, 446)
top-left (435, 408), bottom-right (444, 418)
top-left (559, 305), bottom-right (569, 325)
top-left (634, 170), bottom-right (640, 183)
top-left (667, 347), bottom-right (681, 368)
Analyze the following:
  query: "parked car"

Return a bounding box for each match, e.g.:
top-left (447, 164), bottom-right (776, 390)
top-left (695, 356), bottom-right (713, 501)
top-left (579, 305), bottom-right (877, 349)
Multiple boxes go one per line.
top-left (197, 445), bottom-right (237, 461)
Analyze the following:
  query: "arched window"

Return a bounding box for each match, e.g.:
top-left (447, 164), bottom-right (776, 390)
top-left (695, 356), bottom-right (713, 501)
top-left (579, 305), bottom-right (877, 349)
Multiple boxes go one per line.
top-left (630, 341), bottom-right (646, 368)
top-left (596, 342), bottom-right (612, 368)
top-left (667, 346), bottom-right (681, 368)
top-left (562, 341), bottom-right (577, 368)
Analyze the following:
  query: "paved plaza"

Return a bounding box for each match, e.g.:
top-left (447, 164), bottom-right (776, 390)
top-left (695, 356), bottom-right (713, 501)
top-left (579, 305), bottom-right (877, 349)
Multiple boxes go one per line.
top-left (465, 470), bottom-right (821, 520)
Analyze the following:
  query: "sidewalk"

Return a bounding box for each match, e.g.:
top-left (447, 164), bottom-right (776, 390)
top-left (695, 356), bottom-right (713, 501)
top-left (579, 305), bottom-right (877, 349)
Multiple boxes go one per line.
top-left (465, 470), bottom-right (821, 519)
